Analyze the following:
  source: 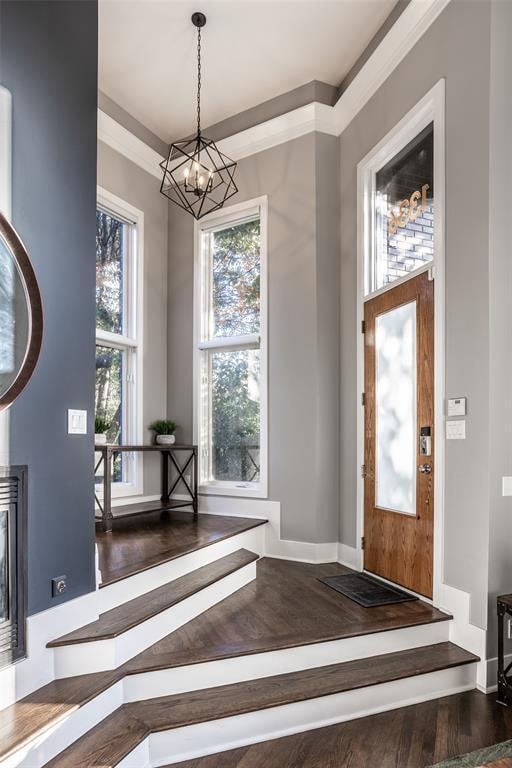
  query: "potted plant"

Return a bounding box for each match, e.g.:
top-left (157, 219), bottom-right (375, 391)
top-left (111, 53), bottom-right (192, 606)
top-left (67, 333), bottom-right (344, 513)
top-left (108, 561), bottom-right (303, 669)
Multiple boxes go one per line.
top-left (95, 416), bottom-right (110, 445)
top-left (149, 419), bottom-right (177, 445)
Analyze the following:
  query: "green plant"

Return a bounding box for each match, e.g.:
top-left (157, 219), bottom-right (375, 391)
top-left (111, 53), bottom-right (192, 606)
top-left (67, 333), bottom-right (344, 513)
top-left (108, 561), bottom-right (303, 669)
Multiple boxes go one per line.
top-left (149, 419), bottom-right (177, 436)
top-left (95, 416), bottom-right (110, 434)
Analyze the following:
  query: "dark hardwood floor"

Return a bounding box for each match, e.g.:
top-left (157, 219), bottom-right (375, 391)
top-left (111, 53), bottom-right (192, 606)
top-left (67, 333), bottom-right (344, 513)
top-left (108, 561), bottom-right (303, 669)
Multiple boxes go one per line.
top-left (125, 557), bottom-right (450, 674)
top-left (0, 558), bottom-right (450, 764)
top-left (48, 550), bottom-right (258, 646)
top-left (43, 643), bottom-right (476, 768)
top-left (168, 691), bottom-right (512, 768)
top-left (96, 509), bottom-right (266, 586)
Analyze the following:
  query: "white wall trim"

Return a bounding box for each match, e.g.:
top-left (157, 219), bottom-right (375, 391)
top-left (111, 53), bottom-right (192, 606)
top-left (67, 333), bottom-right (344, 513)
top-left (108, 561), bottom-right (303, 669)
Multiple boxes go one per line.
top-left (337, 543), bottom-right (360, 570)
top-left (98, 110), bottom-right (163, 179)
top-left (97, 0), bottom-right (450, 177)
top-left (333, 0), bottom-right (450, 135)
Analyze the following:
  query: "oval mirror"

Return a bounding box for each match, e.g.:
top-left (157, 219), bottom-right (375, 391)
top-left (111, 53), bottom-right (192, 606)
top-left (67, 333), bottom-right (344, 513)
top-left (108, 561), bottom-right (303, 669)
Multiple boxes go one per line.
top-left (0, 211), bottom-right (42, 410)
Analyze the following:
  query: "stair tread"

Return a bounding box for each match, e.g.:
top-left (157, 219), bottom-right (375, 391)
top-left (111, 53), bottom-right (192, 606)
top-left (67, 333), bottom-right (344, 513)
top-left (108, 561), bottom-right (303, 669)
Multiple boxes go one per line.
top-left (48, 549), bottom-right (259, 646)
top-left (0, 558), bottom-right (451, 764)
top-left (42, 642), bottom-right (478, 768)
top-left (45, 707), bottom-right (149, 768)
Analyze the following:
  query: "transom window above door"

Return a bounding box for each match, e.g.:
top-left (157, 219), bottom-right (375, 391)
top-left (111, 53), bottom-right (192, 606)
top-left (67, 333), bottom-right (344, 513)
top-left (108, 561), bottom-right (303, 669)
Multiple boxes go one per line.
top-left (366, 122), bottom-right (434, 295)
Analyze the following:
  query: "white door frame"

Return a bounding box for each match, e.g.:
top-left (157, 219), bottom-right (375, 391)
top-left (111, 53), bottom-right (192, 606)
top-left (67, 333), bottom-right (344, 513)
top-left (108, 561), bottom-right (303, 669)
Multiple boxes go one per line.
top-left (355, 79), bottom-right (445, 606)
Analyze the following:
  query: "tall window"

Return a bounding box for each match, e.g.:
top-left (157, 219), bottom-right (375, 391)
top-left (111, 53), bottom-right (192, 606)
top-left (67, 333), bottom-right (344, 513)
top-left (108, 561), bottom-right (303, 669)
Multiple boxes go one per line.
top-left (196, 198), bottom-right (267, 497)
top-left (95, 192), bottom-right (141, 491)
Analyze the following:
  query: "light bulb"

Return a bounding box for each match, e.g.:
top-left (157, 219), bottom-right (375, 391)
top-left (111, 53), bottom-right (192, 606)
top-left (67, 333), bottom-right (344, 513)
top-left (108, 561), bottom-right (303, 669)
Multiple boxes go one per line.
top-left (198, 175), bottom-right (204, 188)
top-left (184, 167), bottom-right (189, 179)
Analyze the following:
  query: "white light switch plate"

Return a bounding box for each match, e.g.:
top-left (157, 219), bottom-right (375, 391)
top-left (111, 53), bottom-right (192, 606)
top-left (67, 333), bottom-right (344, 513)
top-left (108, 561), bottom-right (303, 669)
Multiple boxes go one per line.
top-left (447, 397), bottom-right (467, 417)
top-left (68, 409), bottom-right (87, 435)
top-left (446, 420), bottom-right (466, 440)
top-left (503, 477), bottom-right (512, 496)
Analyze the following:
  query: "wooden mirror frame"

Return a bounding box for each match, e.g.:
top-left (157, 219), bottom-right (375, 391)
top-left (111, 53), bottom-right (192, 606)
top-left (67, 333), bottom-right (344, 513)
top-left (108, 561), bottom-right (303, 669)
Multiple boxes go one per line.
top-left (0, 211), bottom-right (43, 411)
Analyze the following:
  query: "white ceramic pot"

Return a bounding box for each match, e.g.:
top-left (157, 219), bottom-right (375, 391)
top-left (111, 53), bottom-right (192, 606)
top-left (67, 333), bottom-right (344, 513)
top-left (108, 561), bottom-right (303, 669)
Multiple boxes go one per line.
top-left (95, 433), bottom-right (107, 445)
top-left (156, 434), bottom-right (176, 445)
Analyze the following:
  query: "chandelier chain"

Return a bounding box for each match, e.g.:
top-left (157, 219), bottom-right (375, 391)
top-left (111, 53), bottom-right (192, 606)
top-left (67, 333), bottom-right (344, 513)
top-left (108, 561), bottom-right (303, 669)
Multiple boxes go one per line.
top-left (197, 26), bottom-right (201, 137)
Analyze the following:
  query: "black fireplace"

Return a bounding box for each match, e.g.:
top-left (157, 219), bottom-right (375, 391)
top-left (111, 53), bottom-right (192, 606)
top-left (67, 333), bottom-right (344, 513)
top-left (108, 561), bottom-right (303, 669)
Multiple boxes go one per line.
top-left (0, 466), bottom-right (27, 668)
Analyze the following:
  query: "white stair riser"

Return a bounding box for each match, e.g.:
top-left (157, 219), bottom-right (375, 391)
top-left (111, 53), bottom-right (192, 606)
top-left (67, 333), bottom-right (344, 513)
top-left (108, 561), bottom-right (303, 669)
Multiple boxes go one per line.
top-left (99, 524), bottom-right (264, 612)
top-left (123, 620), bottom-right (450, 702)
top-left (145, 664), bottom-right (477, 768)
top-left (53, 562), bottom-right (257, 678)
top-left (1, 682), bottom-right (123, 768)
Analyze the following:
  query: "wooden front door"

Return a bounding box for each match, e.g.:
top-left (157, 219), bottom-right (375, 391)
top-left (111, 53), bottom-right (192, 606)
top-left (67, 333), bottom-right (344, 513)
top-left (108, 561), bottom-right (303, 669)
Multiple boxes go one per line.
top-left (363, 271), bottom-right (434, 598)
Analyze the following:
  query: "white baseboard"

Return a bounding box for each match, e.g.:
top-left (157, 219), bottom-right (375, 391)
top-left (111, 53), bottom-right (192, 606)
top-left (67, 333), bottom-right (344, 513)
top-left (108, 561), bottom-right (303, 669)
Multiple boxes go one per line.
top-left (147, 664), bottom-right (476, 767)
top-left (0, 590), bottom-right (99, 712)
top-left (198, 495), bottom-right (340, 564)
top-left (123, 621), bottom-right (449, 703)
top-left (484, 653), bottom-right (506, 694)
top-left (436, 582), bottom-right (487, 690)
top-left (54, 562), bottom-right (257, 678)
top-left (337, 542), bottom-right (361, 570)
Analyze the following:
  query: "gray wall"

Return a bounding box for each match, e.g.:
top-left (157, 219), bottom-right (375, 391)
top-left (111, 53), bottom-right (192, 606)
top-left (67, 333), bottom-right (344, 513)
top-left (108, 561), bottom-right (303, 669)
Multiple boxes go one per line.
top-left (0, 0), bottom-right (98, 614)
top-left (97, 142), bottom-right (169, 498)
top-left (486, 0), bottom-right (512, 655)
top-left (339, 0), bottom-right (492, 628)
top-left (167, 132), bottom-right (340, 543)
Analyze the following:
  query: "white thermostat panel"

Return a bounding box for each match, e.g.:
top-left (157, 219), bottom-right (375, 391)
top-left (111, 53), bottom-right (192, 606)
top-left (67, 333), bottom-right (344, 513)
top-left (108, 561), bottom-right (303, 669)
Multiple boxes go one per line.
top-left (447, 397), bottom-right (467, 417)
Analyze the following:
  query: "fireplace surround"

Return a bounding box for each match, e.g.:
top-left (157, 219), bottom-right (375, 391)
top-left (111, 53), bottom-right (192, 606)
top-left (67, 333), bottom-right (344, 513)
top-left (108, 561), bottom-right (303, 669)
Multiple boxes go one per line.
top-left (0, 465), bottom-right (27, 669)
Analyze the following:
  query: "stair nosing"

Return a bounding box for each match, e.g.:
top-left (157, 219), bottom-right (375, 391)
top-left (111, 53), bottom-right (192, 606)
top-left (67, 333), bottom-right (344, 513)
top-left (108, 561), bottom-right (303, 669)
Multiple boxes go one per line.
top-left (41, 642), bottom-right (479, 768)
top-left (47, 549), bottom-right (259, 648)
top-left (98, 517), bottom-right (267, 589)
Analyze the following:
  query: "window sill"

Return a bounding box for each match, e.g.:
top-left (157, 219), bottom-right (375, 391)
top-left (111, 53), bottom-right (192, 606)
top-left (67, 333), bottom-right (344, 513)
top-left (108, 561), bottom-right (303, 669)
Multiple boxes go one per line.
top-left (95, 482), bottom-right (143, 501)
top-left (199, 482), bottom-right (267, 499)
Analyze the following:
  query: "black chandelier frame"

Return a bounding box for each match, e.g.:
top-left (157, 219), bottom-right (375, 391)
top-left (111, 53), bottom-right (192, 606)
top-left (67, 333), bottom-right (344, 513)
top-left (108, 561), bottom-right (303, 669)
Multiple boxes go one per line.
top-left (159, 12), bottom-right (238, 220)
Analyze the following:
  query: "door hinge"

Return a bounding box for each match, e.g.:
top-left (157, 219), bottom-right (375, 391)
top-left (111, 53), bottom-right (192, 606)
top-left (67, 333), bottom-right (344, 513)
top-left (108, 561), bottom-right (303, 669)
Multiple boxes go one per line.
top-left (361, 536), bottom-right (365, 550)
top-left (361, 320), bottom-right (366, 334)
top-left (361, 392), bottom-right (366, 406)
top-left (361, 464), bottom-right (367, 479)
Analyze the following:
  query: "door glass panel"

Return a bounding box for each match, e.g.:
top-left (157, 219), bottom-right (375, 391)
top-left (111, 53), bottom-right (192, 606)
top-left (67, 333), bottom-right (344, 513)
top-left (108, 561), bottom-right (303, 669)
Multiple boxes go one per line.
top-left (372, 123), bottom-right (434, 293)
top-left (375, 300), bottom-right (417, 515)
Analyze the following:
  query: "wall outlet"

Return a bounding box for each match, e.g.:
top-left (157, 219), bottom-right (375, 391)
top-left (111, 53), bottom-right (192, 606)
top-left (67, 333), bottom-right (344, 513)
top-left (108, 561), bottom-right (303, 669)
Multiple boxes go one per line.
top-left (52, 575), bottom-right (67, 597)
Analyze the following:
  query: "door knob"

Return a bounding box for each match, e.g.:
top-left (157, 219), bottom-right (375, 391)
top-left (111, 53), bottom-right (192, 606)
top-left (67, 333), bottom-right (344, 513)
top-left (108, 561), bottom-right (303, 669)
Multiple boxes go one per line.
top-left (418, 463), bottom-right (432, 474)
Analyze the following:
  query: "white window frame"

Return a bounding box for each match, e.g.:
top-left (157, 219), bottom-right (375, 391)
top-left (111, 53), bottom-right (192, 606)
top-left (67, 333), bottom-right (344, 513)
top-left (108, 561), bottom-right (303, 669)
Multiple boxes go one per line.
top-left (193, 195), bottom-right (268, 498)
top-left (356, 79), bottom-right (445, 605)
top-left (95, 187), bottom-right (144, 499)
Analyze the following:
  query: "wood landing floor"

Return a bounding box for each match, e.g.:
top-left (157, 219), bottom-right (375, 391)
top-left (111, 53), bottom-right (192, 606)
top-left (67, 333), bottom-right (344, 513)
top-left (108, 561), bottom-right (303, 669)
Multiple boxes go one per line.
top-left (0, 558), bottom-right (450, 764)
top-left (96, 508), bottom-right (266, 586)
top-left (169, 690), bottom-right (512, 768)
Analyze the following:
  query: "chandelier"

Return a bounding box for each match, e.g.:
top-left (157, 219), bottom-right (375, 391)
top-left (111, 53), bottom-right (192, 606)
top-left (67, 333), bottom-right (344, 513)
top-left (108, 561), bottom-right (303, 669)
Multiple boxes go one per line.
top-left (159, 12), bottom-right (238, 219)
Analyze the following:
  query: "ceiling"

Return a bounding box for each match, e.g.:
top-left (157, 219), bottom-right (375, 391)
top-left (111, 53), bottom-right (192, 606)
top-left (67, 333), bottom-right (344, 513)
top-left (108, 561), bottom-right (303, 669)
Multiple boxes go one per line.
top-left (99, 0), bottom-right (397, 143)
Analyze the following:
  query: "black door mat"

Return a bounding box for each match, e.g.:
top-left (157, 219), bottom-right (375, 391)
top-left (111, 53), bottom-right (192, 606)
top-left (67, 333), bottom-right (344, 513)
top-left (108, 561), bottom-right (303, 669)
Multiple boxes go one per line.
top-left (319, 572), bottom-right (418, 608)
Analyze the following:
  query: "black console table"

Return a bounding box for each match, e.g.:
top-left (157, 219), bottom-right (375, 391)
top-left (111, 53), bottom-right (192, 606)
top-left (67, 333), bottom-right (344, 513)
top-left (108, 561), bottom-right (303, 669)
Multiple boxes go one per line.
top-left (497, 593), bottom-right (512, 705)
top-left (94, 444), bottom-right (198, 533)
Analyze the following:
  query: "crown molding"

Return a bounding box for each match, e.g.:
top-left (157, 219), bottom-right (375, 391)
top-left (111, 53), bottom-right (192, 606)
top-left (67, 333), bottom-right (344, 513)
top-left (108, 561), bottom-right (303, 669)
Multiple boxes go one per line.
top-left (98, 109), bottom-right (163, 179)
top-left (333, 0), bottom-right (451, 134)
top-left (97, 0), bottom-right (451, 176)
top-left (218, 102), bottom-right (337, 160)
